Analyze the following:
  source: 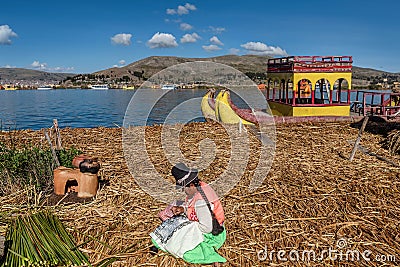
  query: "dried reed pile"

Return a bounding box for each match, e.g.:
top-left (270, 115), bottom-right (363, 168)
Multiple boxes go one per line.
top-left (385, 130), bottom-right (400, 155)
top-left (1, 121), bottom-right (400, 266)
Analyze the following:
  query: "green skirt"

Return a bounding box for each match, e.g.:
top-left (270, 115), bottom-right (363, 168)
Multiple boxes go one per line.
top-left (152, 229), bottom-right (227, 264)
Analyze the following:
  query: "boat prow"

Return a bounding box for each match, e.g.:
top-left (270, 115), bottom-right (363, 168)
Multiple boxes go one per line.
top-left (215, 90), bottom-right (255, 125)
top-left (215, 90), bottom-right (274, 125)
top-left (201, 89), bottom-right (216, 121)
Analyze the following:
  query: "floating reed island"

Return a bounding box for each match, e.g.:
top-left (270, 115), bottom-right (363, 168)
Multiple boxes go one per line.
top-left (1, 121), bottom-right (400, 266)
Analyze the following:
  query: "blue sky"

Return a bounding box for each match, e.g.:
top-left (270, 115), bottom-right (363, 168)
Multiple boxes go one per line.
top-left (1, 0), bottom-right (399, 74)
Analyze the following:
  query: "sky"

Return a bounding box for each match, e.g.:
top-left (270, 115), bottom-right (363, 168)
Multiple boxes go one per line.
top-left (1, 0), bottom-right (399, 74)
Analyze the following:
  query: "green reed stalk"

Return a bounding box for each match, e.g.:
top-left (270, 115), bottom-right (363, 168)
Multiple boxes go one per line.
top-left (1, 211), bottom-right (92, 267)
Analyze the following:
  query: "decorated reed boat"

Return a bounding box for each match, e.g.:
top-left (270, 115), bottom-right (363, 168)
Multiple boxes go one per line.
top-left (4, 84), bottom-right (17, 90)
top-left (122, 85), bottom-right (135, 90)
top-left (201, 56), bottom-right (400, 124)
top-left (202, 89), bottom-right (400, 124)
top-left (204, 90), bottom-right (362, 125)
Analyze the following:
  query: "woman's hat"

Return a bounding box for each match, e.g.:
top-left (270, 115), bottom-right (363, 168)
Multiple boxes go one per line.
top-left (171, 163), bottom-right (199, 188)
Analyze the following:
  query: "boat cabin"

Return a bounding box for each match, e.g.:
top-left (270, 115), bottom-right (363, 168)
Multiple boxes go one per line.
top-left (266, 56), bottom-right (352, 116)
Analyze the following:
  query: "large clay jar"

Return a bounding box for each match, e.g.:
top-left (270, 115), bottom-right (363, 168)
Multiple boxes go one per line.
top-left (77, 173), bottom-right (98, 198)
top-left (72, 154), bottom-right (91, 168)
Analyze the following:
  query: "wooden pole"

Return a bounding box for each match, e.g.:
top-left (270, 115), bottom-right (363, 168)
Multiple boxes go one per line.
top-left (44, 129), bottom-right (60, 167)
top-left (53, 119), bottom-right (62, 150)
top-left (349, 116), bottom-right (369, 161)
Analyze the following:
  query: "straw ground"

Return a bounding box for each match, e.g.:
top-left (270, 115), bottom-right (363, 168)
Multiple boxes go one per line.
top-left (1, 121), bottom-right (400, 266)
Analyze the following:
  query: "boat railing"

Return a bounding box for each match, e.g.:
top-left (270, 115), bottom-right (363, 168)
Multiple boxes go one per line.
top-left (356, 92), bottom-right (400, 118)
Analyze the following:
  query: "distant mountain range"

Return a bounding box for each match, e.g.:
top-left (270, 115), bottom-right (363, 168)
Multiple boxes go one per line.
top-left (1, 55), bottom-right (399, 88)
top-left (0, 68), bottom-right (73, 84)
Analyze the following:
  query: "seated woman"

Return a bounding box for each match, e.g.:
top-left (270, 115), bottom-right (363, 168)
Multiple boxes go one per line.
top-left (150, 163), bottom-right (226, 266)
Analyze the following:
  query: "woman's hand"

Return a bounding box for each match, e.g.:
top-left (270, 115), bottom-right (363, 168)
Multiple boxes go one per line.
top-left (171, 206), bottom-right (184, 215)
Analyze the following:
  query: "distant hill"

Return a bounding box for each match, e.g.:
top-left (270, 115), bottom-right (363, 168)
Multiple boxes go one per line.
top-left (352, 66), bottom-right (400, 86)
top-left (94, 55), bottom-right (272, 80)
top-left (0, 68), bottom-right (74, 84)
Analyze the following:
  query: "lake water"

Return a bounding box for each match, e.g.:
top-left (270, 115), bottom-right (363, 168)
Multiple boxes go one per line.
top-left (0, 89), bottom-right (390, 130)
top-left (0, 89), bottom-right (208, 130)
top-left (0, 89), bottom-right (264, 130)
top-left (0, 89), bottom-right (132, 130)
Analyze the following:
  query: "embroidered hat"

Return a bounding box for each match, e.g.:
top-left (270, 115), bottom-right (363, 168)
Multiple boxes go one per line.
top-left (171, 163), bottom-right (199, 188)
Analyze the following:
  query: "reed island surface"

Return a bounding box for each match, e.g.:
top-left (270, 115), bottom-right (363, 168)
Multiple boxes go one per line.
top-left (0, 121), bottom-right (399, 266)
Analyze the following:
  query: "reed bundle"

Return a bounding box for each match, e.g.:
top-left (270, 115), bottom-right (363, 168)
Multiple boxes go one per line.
top-left (1, 210), bottom-right (90, 267)
top-left (0, 121), bottom-right (399, 266)
top-left (385, 130), bottom-right (400, 155)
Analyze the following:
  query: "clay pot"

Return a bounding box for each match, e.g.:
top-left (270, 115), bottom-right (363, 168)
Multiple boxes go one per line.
top-left (72, 154), bottom-right (92, 168)
top-left (77, 173), bottom-right (98, 198)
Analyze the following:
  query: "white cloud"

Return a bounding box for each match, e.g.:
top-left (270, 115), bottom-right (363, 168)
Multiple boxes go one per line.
top-left (201, 36), bottom-right (223, 52)
top-left (240, 41), bottom-right (288, 56)
top-left (177, 5), bottom-right (190, 15)
top-left (30, 61), bottom-right (74, 72)
top-left (229, 48), bottom-right (240, 55)
top-left (53, 66), bottom-right (75, 72)
top-left (31, 61), bottom-right (48, 70)
top-left (111, 33), bottom-right (132, 46)
top-left (111, 59), bottom-right (126, 68)
top-left (184, 3), bottom-right (196, 11)
top-left (181, 33), bottom-right (201, 43)
top-left (180, 23), bottom-right (193, 31)
top-left (202, 44), bottom-right (222, 52)
top-left (209, 26), bottom-right (225, 34)
top-left (166, 9), bottom-right (177, 15)
top-left (210, 36), bottom-right (223, 46)
top-left (3, 64), bottom-right (16, 68)
top-left (0, 25), bottom-right (17, 45)
top-left (167, 3), bottom-right (197, 15)
top-left (147, 32), bottom-right (178, 48)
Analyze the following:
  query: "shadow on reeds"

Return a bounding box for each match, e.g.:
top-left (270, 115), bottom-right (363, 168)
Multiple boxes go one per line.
top-left (350, 116), bottom-right (400, 155)
top-left (350, 116), bottom-right (400, 136)
top-left (44, 192), bottom-right (95, 206)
